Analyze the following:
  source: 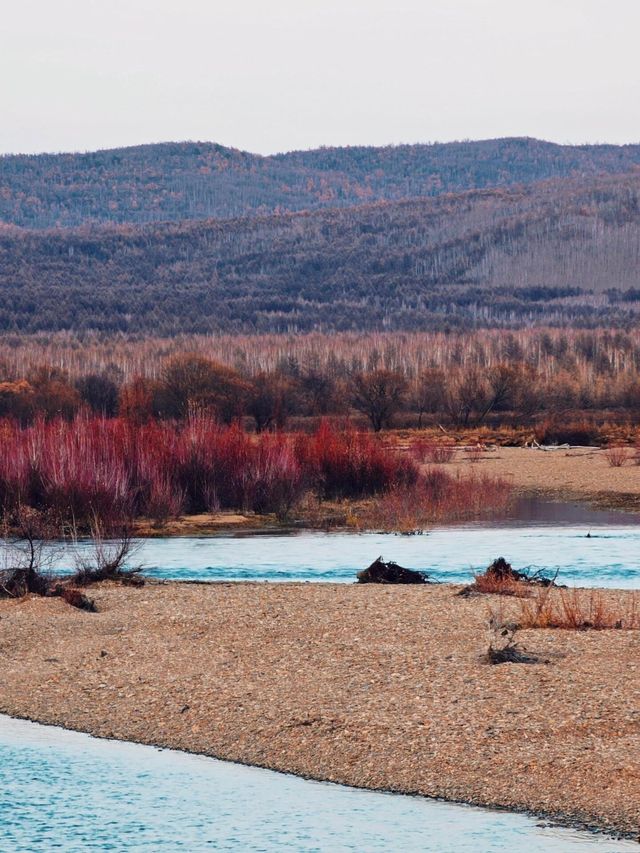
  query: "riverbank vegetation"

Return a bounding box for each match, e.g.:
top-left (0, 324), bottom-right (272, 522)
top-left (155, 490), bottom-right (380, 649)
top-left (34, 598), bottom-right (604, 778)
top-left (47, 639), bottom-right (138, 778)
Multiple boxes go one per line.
top-left (0, 416), bottom-right (511, 533)
top-left (0, 509), bottom-right (140, 608)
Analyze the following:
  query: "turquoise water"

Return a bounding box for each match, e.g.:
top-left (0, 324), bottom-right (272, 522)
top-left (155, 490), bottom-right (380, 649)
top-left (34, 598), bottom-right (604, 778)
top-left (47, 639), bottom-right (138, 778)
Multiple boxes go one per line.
top-left (40, 501), bottom-right (640, 586)
top-left (128, 525), bottom-right (640, 587)
top-left (0, 716), bottom-right (634, 852)
top-left (49, 524), bottom-right (640, 587)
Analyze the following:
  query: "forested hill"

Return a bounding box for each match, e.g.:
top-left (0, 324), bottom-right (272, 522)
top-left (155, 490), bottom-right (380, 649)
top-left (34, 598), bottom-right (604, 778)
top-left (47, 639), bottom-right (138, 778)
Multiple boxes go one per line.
top-left (1, 173), bottom-right (640, 334)
top-left (2, 137), bottom-right (640, 228)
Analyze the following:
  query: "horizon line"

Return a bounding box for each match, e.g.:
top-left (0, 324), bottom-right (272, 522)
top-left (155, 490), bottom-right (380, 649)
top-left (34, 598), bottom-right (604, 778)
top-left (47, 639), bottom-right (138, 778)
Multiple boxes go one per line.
top-left (3, 134), bottom-right (640, 160)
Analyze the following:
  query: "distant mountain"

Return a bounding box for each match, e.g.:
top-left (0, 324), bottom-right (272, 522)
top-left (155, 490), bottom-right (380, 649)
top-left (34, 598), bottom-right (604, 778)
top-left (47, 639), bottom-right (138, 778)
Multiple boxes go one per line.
top-left (2, 137), bottom-right (640, 229)
top-left (1, 173), bottom-right (639, 334)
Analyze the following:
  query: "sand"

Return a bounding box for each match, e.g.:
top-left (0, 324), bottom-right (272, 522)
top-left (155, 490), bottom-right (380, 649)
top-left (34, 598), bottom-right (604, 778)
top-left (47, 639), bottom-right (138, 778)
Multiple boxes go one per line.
top-left (1, 581), bottom-right (639, 840)
top-left (451, 446), bottom-right (640, 511)
top-left (132, 512), bottom-right (257, 537)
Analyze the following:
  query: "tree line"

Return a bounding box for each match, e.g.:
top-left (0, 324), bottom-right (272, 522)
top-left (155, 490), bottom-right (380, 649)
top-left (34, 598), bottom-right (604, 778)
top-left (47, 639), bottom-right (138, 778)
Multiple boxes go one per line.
top-left (2, 352), bottom-right (640, 433)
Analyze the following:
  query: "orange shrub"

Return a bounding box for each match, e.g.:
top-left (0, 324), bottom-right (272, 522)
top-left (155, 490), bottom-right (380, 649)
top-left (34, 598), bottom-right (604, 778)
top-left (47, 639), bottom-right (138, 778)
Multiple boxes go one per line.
top-left (520, 588), bottom-right (640, 630)
top-left (605, 444), bottom-right (632, 467)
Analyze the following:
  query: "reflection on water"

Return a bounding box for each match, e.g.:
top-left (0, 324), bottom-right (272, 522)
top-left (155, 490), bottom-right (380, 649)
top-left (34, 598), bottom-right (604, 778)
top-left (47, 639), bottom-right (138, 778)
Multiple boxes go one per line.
top-left (505, 497), bottom-right (640, 527)
top-left (0, 716), bottom-right (633, 852)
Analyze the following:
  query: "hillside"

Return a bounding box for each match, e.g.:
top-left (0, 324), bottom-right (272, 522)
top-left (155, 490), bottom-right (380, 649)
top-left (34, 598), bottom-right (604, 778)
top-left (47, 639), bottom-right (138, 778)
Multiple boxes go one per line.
top-left (1, 173), bottom-right (639, 334)
top-left (2, 138), bottom-right (640, 228)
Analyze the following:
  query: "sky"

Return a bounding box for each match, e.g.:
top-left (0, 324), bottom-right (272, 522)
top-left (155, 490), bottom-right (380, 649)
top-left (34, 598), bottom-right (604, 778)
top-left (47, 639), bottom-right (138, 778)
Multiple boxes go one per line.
top-left (1, 0), bottom-right (639, 156)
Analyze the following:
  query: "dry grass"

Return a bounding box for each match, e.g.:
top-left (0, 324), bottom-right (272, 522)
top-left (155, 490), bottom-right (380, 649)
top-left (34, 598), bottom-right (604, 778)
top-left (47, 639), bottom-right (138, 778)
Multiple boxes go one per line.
top-left (605, 445), bottom-right (633, 468)
top-left (520, 587), bottom-right (640, 630)
top-left (470, 572), bottom-right (531, 598)
top-left (359, 470), bottom-right (513, 532)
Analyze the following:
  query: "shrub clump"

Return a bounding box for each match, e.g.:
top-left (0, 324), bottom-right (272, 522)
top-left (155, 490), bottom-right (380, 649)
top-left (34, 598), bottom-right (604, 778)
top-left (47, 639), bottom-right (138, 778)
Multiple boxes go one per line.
top-left (296, 421), bottom-right (418, 501)
top-left (604, 444), bottom-right (632, 468)
top-left (71, 528), bottom-right (143, 587)
top-left (460, 557), bottom-right (555, 598)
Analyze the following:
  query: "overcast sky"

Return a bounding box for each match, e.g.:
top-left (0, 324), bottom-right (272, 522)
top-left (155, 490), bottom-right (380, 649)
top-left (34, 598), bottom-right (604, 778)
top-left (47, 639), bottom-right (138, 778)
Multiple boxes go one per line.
top-left (1, 0), bottom-right (639, 156)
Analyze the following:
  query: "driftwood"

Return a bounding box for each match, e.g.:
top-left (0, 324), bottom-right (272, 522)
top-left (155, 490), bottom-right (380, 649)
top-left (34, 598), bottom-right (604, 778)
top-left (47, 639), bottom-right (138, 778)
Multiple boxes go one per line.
top-left (483, 557), bottom-right (555, 587)
top-left (357, 557), bottom-right (430, 584)
top-left (527, 440), bottom-right (571, 450)
top-left (484, 618), bottom-right (543, 665)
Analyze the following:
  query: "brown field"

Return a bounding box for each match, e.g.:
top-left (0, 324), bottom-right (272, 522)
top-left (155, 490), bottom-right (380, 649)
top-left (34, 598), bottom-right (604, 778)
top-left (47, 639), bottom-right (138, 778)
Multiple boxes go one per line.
top-left (1, 582), bottom-right (639, 839)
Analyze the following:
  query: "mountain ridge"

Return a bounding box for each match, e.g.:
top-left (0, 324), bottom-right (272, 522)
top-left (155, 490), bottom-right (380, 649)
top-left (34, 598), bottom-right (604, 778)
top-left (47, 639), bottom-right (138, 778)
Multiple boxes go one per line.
top-left (1, 171), bottom-right (639, 334)
top-left (3, 137), bottom-right (640, 229)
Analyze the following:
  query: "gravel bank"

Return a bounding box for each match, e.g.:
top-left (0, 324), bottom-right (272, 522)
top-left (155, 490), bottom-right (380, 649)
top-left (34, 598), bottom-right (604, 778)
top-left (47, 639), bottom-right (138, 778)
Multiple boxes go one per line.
top-left (1, 582), bottom-right (638, 840)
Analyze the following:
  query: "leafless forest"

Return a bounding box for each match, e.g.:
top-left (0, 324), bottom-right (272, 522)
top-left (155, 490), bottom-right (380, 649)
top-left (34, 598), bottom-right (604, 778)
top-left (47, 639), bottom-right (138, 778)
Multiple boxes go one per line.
top-left (0, 329), bottom-right (638, 440)
top-left (1, 139), bottom-right (640, 440)
top-left (1, 143), bottom-right (640, 333)
top-left (3, 137), bottom-right (640, 228)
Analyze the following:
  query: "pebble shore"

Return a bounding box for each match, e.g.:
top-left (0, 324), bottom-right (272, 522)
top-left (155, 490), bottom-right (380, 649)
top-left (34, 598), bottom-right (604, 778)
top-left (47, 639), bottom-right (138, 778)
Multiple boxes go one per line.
top-left (1, 581), bottom-right (638, 840)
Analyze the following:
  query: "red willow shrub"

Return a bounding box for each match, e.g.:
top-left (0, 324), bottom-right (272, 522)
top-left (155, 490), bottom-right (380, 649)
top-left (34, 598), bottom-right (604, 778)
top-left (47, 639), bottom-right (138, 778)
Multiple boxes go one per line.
top-left (0, 416), bottom-right (415, 527)
top-left (173, 418), bottom-right (252, 511)
top-left (250, 434), bottom-right (306, 518)
top-left (294, 420), bottom-right (418, 500)
top-left (0, 417), bottom-right (132, 528)
top-left (171, 419), bottom-right (305, 517)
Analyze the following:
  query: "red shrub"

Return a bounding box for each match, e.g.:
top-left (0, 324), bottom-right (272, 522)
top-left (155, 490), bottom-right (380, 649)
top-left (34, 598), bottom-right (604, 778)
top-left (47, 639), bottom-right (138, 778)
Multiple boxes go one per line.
top-left (0, 416), bottom-right (436, 528)
top-left (604, 444), bottom-right (631, 467)
top-left (411, 439), bottom-right (456, 464)
top-left (174, 419), bottom-right (252, 511)
top-left (0, 417), bottom-right (131, 527)
top-left (247, 434), bottom-right (305, 519)
top-left (295, 421), bottom-right (418, 500)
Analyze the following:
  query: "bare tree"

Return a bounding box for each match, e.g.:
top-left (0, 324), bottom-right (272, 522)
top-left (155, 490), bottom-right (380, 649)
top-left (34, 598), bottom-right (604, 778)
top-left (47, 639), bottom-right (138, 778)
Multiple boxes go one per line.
top-left (247, 372), bottom-right (299, 432)
top-left (413, 368), bottom-right (446, 428)
top-left (0, 508), bottom-right (57, 597)
top-left (351, 369), bottom-right (407, 432)
top-left (71, 521), bottom-right (143, 586)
